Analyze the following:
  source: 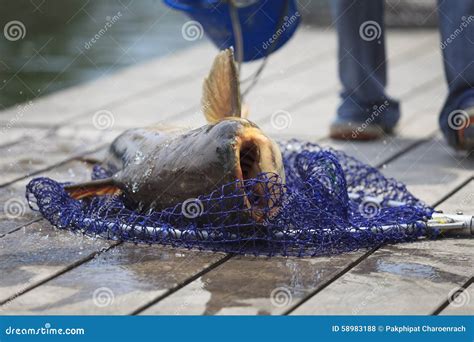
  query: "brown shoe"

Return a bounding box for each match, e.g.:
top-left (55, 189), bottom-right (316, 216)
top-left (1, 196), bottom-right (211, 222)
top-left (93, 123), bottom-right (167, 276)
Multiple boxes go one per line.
top-left (456, 107), bottom-right (474, 151)
top-left (329, 121), bottom-right (392, 141)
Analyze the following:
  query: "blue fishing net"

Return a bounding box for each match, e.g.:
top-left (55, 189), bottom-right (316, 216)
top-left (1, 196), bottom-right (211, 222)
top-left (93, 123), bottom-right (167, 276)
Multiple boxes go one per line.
top-left (25, 139), bottom-right (433, 257)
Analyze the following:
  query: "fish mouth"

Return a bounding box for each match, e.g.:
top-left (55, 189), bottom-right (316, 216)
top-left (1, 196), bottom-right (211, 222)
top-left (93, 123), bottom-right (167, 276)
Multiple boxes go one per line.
top-left (235, 128), bottom-right (284, 222)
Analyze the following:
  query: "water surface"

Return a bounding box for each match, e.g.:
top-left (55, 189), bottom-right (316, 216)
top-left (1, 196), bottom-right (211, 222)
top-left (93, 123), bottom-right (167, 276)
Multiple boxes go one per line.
top-left (0, 0), bottom-right (197, 110)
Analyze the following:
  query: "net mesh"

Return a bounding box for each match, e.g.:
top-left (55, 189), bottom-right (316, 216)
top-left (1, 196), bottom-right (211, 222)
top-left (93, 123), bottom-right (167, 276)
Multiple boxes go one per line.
top-left (25, 139), bottom-right (433, 257)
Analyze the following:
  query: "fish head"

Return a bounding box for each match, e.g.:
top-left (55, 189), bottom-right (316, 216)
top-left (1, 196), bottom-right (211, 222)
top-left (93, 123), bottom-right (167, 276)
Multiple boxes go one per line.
top-left (201, 49), bottom-right (286, 222)
top-left (210, 117), bottom-right (286, 222)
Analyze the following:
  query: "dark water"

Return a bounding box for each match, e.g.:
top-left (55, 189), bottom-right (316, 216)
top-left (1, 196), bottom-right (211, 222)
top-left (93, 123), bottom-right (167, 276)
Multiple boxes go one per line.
top-left (0, 0), bottom-right (198, 110)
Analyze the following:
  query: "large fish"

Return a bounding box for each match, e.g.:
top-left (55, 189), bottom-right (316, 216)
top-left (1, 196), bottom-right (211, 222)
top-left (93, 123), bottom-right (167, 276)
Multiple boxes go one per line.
top-left (65, 49), bottom-right (285, 222)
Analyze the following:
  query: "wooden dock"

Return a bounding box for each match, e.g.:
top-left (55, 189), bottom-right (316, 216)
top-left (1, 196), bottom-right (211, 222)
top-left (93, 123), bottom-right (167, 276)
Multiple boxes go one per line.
top-left (0, 28), bottom-right (472, 315)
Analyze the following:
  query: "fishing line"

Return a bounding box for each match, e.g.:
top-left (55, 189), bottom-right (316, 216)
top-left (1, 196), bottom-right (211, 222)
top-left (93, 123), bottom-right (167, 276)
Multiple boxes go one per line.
top-left (229, 0), bottom-right (291, 98)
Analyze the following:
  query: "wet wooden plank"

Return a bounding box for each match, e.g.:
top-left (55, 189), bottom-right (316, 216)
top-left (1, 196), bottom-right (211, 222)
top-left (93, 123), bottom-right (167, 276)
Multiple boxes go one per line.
top-left (0, 126), bottom-right (118, 186)
top-left (0, 43), bottom-right (214, 126)
top-left (0, 160), bottom-right (111, 304)
top-left (68, 30), bottom-right (339, 129)
top-left (1, 244), bottom-right (227, 315)
top-left (0, 160), bottom-right (94, 236)
top-left (291, 164), bottom-right (473, 315)
top-left (0, 222), bottom-right (114, 306)
top-left (327, 79), bottom-right (445, 167)
top-left (440, 285), bottom-right (474, 315)
top-left (437, 181), bottom-right (474, 316)
top-left (141, 253), bottom-right (365, 315)
top-left (67, 30), bottom-right (435, 130)
top-left (258, 48), bottom-right (443, 138)
top-left (292, 239), bottom-right (473, 315)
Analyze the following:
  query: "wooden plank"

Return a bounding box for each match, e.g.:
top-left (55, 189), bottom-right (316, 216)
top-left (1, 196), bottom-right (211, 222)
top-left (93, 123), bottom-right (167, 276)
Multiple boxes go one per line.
top-left (327, 79), bottom-right (444, 167)
top-left (440, 284), bottom-right (474, 315)
top-left (0, 126), bottom-right (118, 186)
top-left (67, 30), bottom-right (339, 129)
top-left (0, 160), bottom-right (94, 236)
top-left (141, 253), bottom-right (366, 315)
top-left (0, 30), bottom-right (336, 189)
top-left (0, 218), bottom-right (113, 306)
top-left (437, 181), bottom-right (474, 316)
top-left (65, 30), bottom-right (436, 130)
top-left (0, 160), bottom-right (110, 305)
top-left (291, 151), bottom-right (473, 315)
top-left (0, 43), bottom-right (214, 126)
top-left (0, 29), bottom-right (333, 130)
top-left (1, 243), bottom-right (227, 315)
top-left (257, 44), bottom-right (443, 138)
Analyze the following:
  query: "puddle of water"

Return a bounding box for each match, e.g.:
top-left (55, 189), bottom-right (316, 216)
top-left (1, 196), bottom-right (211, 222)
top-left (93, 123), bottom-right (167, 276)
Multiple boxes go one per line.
top-left (375, 260), bottom-right (438, 280)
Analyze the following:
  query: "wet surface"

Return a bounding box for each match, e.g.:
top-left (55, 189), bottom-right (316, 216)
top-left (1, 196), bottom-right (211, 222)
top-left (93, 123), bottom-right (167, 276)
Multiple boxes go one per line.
top-left (351, 241), bottom-right (472, 285)
top-left (0, 127), bottom-right (111, 184)
top-left (2, 243), bottom-right (225, 314)
top-left (0, 160), bottom-right (94, 235)
top-left (0, 220), bottom-right (112, 302)
top-left (142, 252), bottom-right (364, 315)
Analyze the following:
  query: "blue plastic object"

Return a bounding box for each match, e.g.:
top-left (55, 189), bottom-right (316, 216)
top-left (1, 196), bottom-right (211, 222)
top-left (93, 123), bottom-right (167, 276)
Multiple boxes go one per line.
top-left (164, 0), bottom-right (301, 61)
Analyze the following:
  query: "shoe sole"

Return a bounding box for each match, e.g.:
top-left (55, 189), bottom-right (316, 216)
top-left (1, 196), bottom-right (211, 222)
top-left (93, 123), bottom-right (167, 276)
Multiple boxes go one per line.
top-left (457, 107), bottom-right (474, 151)
top-left (329, 122), bottom-right (388, 141)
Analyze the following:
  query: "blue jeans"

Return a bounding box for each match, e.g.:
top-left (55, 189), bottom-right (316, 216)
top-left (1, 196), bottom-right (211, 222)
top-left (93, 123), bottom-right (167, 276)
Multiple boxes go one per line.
top-left (331, 0), bottom-right (474, 146)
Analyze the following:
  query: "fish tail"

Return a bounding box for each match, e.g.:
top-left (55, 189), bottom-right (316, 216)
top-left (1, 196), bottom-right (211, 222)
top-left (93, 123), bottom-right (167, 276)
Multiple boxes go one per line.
top-left (202, 48), bottom-right (242, 123)
top-left (64, 178), bottom-right (121, 200)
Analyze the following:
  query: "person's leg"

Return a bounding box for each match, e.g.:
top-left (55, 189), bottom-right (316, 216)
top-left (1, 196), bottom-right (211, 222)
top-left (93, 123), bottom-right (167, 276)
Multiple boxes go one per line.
top-left (437, 1), bottom-right (474, 150)
top-left (330, 0), bottom-right (400, 140)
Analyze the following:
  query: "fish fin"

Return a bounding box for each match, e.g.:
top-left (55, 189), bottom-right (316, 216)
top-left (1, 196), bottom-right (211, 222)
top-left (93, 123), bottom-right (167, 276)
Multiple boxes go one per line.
top-left (76, 156), bottom-right (102, 165)
top-left (202, 48), bottom-right (242, 124)
top-left (241, 103), bottom-right (250, 119)
top-left (64, 178), bottom-right (121, 200)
